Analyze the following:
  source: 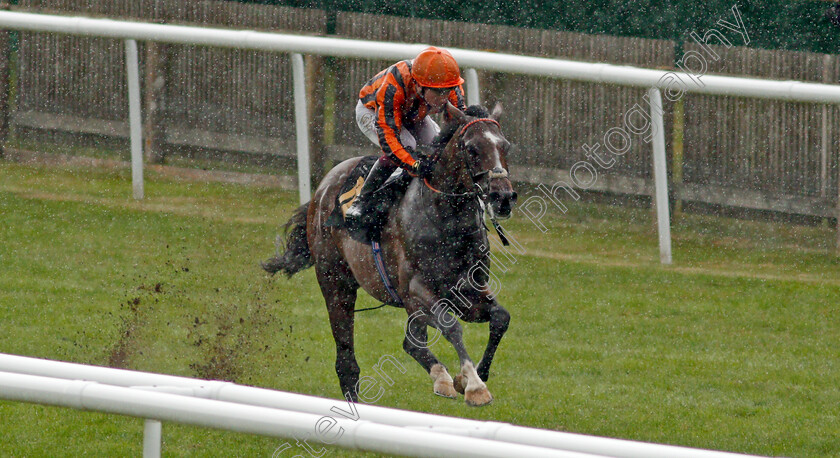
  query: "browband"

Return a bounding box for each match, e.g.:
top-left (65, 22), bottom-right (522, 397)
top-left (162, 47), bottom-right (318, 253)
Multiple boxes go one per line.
top-left (458, 118), bottom-right (500, 137)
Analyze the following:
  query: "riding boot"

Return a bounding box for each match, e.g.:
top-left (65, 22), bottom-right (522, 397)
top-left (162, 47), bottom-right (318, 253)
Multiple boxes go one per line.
top-left (344, 157), bottom-right (398, 226)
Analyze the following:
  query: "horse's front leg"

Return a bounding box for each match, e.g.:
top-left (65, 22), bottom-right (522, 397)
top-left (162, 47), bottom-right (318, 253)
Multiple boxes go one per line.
top-left (403, 279), bottom-right (458, 399)
top-left (411, 279), bottom-right (493, 407)
top-left (438, 317), bottom-right (493, 407)
top-left (402, 310), bottom-right (458, 399)
top-left (455, 290), bottom-right (510, 383)
top-left (476, 302), bottom-right (510, 382)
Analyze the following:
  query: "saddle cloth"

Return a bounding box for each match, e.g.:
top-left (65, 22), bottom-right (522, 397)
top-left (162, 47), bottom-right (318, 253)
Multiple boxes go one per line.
top-left (324, 156), bottom-right (412, 243)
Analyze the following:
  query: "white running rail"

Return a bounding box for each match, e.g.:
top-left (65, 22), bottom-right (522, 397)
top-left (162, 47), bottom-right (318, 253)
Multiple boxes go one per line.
top-left (0, 370), bottom-right (598, 458)
top-left (0, 353), bottom-right (761, 458)
top-left (3, 11), bottom-right (840, 263)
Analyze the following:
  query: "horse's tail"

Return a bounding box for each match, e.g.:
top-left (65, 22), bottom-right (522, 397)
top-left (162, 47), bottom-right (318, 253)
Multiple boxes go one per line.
top-left (262, 203), bottom-right (313, 277)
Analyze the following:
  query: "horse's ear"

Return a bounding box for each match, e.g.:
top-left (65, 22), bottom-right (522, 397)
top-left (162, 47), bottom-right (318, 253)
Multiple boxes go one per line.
top-left (490, 103), bottom-right (503, 121)
top-left (445, 102), bottom-right (469, 124)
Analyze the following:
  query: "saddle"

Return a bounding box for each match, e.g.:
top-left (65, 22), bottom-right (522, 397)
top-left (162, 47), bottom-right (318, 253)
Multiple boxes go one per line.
top-left (324, 156), bottom-right (413, 244)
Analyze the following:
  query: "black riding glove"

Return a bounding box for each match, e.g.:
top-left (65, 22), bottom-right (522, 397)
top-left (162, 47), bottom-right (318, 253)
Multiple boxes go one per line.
top-left (412, 156), bottom-right (434, 178)
top-left (402, 146), bottom-right (432, 178)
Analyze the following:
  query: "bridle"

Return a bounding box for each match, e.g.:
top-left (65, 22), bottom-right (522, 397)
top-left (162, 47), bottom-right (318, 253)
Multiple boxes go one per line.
top-left (422, 117), bottom-right (515, 246)
top-left (423, 117), bottom-right (509, 199)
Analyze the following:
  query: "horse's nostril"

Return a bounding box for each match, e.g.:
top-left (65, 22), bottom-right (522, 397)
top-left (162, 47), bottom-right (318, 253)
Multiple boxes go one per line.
top-left (489, 191), bottom-right (516, 204)
top-left (511, 191), bottom-right (518, 203)
top-left (495, 201), bottom-right (512, 217)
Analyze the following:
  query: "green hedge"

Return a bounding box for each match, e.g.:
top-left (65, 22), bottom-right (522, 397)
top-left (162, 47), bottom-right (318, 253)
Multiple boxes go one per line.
top-left (232, 0), bottom-right (839, 55)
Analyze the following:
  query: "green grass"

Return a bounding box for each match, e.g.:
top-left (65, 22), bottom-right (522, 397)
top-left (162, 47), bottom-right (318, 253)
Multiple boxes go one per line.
top-left (1, 160), bottom-right (839, 457)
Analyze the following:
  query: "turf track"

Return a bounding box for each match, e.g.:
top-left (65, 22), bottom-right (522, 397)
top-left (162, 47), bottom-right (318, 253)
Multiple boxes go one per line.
top-left (1, 161), bottom-right (838, 457)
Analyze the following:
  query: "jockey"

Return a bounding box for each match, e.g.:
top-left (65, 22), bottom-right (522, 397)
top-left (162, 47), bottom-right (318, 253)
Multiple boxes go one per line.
top-left (344, 46), bottom-right (467, 225)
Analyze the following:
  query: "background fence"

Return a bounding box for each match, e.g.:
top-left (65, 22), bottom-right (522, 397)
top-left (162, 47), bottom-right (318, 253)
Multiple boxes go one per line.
top-left (681, 43), bottom-right (840, 217)
top-left (13, 0), bottom-right (326, 157)
top-left (2, 0), bottom-right (839, 223)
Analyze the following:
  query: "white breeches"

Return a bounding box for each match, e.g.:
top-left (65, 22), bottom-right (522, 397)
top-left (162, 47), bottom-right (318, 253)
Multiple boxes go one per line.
top-left (355, 100), bottom-right (440, 151)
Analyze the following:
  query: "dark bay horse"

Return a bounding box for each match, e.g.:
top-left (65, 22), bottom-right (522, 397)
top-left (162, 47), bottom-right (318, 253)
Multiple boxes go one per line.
top-left (263, 103), bottom-right (517, 406)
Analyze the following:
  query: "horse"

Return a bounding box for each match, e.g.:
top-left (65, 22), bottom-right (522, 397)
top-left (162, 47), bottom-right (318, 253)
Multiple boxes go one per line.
top-left (262, 102), bottom-right (517, 406)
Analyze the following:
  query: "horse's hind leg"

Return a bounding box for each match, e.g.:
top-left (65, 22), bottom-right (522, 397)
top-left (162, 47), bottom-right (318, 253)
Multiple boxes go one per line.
top-left (316, 263), bottom-right (360, 401)
top-left (403, 314), bottom-right (457, 399)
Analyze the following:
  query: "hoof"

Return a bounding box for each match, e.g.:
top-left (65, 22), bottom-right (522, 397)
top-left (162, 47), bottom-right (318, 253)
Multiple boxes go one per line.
top-left (465, 387), bottom-right (493, 407)
top-left (433, 380), bottom-right (458, 399)
top-left (453, 374), bottom-right (466, 395)
top-left (429, 364), bottom-right (458, 399)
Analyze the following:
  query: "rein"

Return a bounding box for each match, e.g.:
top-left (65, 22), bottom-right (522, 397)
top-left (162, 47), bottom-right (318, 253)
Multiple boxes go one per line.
top-left (422, 178), bottom-right (477, 198)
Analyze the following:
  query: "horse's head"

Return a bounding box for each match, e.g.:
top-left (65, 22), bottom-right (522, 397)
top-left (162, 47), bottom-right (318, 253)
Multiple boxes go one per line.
top-left (432, 102), bottom-right (517, 218)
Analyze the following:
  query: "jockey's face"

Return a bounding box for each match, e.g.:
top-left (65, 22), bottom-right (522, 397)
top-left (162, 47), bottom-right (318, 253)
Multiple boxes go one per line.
top-left (421, 87), bottom-right (452, 113)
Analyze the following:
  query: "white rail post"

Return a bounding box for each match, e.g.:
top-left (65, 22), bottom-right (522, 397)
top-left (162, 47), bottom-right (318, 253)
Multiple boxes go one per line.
top-left (143, 419), bottom-right (162, 458)
top-left (291, 53), bottom-right (311, 204)
top-left (647, 87), bottom-right (672, 265)
top-left (125, 39), bottom-right (144, 200)
top-left (464, 68), bottom-right (480, 106)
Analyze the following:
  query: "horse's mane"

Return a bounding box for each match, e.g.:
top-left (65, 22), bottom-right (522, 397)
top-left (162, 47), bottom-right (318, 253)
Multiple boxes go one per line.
top-left (431, 104), bottom-right (491, 149)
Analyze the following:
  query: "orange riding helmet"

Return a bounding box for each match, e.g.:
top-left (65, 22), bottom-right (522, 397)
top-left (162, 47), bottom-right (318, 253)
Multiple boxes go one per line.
top-left (411, 46), bottom-right (465, 88)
